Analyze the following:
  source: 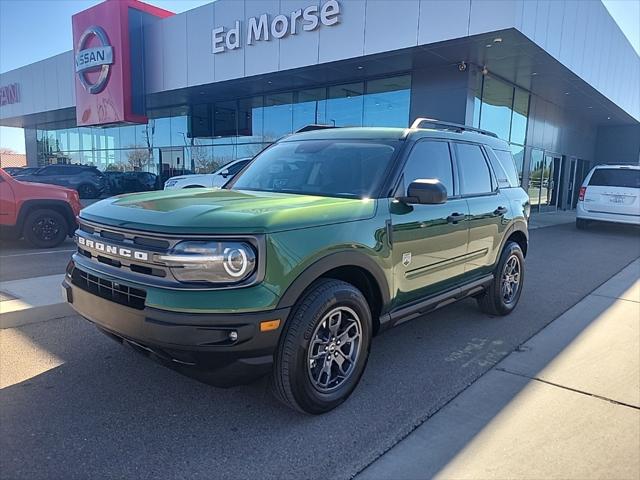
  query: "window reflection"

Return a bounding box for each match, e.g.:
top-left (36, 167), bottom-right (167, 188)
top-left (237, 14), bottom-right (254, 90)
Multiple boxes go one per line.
top-left (34, 74), bottom-right (411, 194)
top-left (479, 76), bottom-right (513, 141)
top-left (326, 83), bottom-right (364, 127)
top-left (363, 76), bottom-right (410, 127)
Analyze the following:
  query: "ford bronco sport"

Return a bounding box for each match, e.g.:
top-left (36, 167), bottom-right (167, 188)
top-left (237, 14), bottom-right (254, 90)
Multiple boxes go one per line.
top-left (62, 119), bottom-right (529, 414)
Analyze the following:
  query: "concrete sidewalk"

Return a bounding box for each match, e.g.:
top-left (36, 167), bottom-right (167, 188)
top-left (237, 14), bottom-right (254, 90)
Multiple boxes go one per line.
top-left (0, 274), bottom-right (72, 329)
top-left (358, 259), bottom-right (640, 480)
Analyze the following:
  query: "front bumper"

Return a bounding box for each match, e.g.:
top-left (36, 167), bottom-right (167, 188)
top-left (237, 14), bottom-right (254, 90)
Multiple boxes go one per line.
top-left (62, 265), bottom-right (290, 386)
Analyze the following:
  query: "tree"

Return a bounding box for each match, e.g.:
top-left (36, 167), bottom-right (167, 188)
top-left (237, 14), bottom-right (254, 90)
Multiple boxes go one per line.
top-left (126, 149), bottom-right (151, 171)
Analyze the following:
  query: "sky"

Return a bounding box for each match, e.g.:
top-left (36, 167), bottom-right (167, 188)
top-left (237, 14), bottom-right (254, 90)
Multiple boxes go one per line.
top-left (0, 0), bottom-right (638, 154)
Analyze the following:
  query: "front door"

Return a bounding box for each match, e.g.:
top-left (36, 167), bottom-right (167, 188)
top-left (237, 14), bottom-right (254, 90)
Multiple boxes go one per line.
top-left (452, 142), bottom-right (509, 275)
top-left (390, 139), bottom-right (469, 307)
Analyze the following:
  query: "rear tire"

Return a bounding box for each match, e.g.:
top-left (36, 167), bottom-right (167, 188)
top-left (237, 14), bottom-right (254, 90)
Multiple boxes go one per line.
top-left (477, 241), bottom-right (525, 316)
top-left (271, 278), bottom-right (372, 414)
top-left (576, 218), bottom-right (589, 230)
top-left (22, 209), bottom-right (68, 248)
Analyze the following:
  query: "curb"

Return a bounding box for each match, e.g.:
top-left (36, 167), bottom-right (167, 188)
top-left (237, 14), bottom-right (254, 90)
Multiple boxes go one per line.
top-left (0, 302), bottom-right (74, 329)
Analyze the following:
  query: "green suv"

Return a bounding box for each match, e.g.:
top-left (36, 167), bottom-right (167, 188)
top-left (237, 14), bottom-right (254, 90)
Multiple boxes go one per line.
top-left (63, 119), bottom-right (529, 414)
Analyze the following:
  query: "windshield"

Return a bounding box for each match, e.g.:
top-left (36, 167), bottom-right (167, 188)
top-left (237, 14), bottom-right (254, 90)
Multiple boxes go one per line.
top-left (228, 139), bottom-right (399, 198)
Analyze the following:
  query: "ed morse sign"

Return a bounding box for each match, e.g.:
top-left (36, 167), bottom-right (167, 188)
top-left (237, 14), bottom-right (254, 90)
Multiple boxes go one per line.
top-left (71, 0), bottom-right (172, 126)
top-left (0, 83), bottom-right (19, 106)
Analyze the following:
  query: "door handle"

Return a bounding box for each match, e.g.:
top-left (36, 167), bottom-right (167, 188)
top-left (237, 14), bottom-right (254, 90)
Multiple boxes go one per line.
top-left (447, 212), bottom-right (466, 224)
top-left (493, 206), bottom-right (508, 216)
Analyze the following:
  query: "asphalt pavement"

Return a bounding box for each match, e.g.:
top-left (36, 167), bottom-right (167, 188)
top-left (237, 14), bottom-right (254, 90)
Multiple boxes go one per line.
top-left (1, 222), bottom-right (639, 479)
top-left (0, 238), bottom-right (75, 281)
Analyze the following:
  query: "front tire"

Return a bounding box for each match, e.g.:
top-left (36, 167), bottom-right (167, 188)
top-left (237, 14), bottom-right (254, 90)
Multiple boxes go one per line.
top-left (477, 241), bottom-right (525, 316)
top-left (22, 209), bottom-right (68, 248)
top-left (271, 279), bottom-right (372, 414)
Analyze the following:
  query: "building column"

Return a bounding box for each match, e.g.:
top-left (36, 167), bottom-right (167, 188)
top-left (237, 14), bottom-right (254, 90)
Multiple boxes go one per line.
top-left (24, 127), bottom-right (38, 167)
top-left (409, 65), bottom-right (481, 126)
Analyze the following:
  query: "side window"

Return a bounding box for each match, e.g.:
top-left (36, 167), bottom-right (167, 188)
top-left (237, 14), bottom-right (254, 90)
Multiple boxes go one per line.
top-left (402, 140), bottom-right (454, 196)
top-left (454, 143), bottom-right (494, 195)
top-left (227, 160), bottom-right (248, 175)
top-left (491, 148), bottom-right (520, 188)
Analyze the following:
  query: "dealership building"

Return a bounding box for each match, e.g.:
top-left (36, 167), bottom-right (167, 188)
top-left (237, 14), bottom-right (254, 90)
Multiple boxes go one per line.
top-left (0, 0), bottom-right (638, 210)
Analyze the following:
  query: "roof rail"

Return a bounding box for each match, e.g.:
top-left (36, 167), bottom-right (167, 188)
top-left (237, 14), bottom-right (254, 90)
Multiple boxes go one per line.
top-left (410, 117), bottom-right (498, 138)
top-left (295, 124), bottom-right (338, 133)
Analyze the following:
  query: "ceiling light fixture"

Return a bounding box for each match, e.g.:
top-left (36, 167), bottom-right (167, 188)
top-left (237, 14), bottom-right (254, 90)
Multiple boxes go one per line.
top-left (485, 44), bottom-right (493, 48)
top-left (493, 37), bottom-right (503, 43)
top-left (357, 65), bottom-right (364, 70)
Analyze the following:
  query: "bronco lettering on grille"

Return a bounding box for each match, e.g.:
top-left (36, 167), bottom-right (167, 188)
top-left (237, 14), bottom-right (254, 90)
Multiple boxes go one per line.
top-left (77, 236), bottom-right (149, 261)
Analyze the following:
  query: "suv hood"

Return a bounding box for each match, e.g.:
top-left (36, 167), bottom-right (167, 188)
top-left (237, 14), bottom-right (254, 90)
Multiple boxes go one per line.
top-left (80, 188), bottom-right (376, 234)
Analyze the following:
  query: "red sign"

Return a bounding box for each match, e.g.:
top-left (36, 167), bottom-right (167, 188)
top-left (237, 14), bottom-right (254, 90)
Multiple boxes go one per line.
top-left (72, 0), bottom-right (172, 126)
top-left (0, 83), bottom-right (19, 106)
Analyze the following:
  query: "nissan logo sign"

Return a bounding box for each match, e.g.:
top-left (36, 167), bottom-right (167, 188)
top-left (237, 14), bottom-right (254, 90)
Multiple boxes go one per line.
top-left (75, 25), bottom-right (114, 94)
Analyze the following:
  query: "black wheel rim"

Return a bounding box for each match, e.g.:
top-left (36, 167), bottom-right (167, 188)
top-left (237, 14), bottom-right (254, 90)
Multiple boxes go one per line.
top-left (501, 254), bottom-right (521, 305)
top-left (33, 216), bottom-right (61, 242)
top-left (79, 185), bottom-right (93, 197)
top-left (307, 306), bottom-right (362, 393)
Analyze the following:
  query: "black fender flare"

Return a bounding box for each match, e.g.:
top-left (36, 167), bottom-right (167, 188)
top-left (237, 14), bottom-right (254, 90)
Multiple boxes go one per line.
top-left (17, 200), bottom-right (78, 237)
top-left (276, 250), bottom-right (391, 310)
top-left (499, 219), bottom-right (529, 257)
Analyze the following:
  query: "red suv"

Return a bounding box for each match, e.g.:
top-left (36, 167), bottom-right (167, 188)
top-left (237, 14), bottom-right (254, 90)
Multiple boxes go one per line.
top-left (0, 168), bottom-right (82, 248)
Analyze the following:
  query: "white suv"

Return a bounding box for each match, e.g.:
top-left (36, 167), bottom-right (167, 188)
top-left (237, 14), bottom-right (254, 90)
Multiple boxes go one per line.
top-left (576, 164), bottom-right (640, 228)
top-left (164, 158), bottom-right (251, 190)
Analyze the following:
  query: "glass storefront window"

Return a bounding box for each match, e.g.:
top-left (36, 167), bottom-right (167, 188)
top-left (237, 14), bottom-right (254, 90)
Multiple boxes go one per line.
top-left (363, 75), bottom-right (410, 127)
top-left (293, 88), bottom-right (327, 131)
top-left (238, 96), bottom-right (264, 141)
top-left (479, 76), bottom-right (513, 141)
top-left (171, 106), bottom-right (189, 147)
top-left (509, 144), bottom-right (525, 184)
top-left (326, 82), bottom-right (364, 127)
top-left (34, 74), bottom-right (412, 193)
top-left (263, 92), bottom-right (293, 142)
top-left (510, 88), bottom-right (529, 145)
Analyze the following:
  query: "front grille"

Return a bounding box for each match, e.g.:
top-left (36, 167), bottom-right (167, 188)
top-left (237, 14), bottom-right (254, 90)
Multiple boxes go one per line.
top-left (71, 267), bottom-right (147, 310)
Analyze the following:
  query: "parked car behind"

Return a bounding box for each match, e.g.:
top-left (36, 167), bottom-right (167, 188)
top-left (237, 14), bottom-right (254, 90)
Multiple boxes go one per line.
top-left (577, 164), bottom-right (640, 229)
top-left (0, 168), bottom-right (81, 248)
top-left (16, 164), bottom-right (106, 199)
top-left (164, 158), bottom-right (251, 190)
top-left (104, 171), bottom-right (158, 195)
top-left (5, 167), bottom-right (41, 176)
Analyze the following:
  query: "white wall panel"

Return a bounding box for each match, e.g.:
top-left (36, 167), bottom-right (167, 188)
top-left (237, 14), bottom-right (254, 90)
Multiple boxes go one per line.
top-left (213, 0), bottom-right (245, 82)
top-left (162, 13), bottom-right (188, 90)
top-left (244, 0), bottom-right (280, 77)
top-left (364, 0), bottom-right (419, 55)
top-left (186, 3), bottom-right (215, 87)
top-left (280, 0), bottom-right (321, 70)
top-left (469, 0), bottom-right (519, 35)
top-left (417, 0), bottom-right (470, 45)
top-left (318, 0), bottom-right (364, 63)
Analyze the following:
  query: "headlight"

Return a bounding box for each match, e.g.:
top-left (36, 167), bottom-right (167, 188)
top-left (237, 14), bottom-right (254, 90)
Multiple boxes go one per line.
top-left (156, 241), bottom-right (257, 284)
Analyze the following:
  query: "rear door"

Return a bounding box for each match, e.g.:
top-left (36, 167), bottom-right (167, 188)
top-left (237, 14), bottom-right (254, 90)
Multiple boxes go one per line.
top-left (583, 167), bottom-right (640, 216)
top-left (452, 142), bottom-right (510, 276)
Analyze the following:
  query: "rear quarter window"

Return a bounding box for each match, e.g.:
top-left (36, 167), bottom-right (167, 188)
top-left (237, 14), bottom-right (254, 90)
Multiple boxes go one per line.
top-left (490, 148), bottom-right (520, 188)
top-left (588, 168), bottom-right (640, 188)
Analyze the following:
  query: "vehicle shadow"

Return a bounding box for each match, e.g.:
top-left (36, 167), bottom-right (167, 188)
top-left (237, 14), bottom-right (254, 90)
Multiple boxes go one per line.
top-left (1, 223), bottom-right (639, 480)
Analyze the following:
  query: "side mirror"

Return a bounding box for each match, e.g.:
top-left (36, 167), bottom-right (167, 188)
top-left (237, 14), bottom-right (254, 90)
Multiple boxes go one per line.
top-left (401, 179), bottom-right (447, 205)
top-left (219, 169), bottom-right (230, 178)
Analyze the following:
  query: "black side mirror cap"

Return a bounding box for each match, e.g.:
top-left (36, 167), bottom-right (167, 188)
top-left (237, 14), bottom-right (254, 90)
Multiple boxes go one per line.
top-left (399, 179), bottom-right (448, 205)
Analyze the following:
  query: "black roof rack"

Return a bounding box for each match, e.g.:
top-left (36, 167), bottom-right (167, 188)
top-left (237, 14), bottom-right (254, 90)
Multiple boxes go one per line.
top-left (295, 124), bottom-right (339, 133)
top-left (410, 117), bottom-right (498, 138)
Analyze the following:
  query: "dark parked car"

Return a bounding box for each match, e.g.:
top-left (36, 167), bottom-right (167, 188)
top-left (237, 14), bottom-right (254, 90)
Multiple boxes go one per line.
top-left (4, 167), bottom-right (41, 176)
top-left (16, 164), bottom-right (106, 198)
top-left (104, 171), bottom-right (159, 195)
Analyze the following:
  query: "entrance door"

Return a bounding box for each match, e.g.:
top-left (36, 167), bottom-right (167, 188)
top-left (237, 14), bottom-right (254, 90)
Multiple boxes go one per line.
top-left (529, 152), bottom-right (562, 212)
